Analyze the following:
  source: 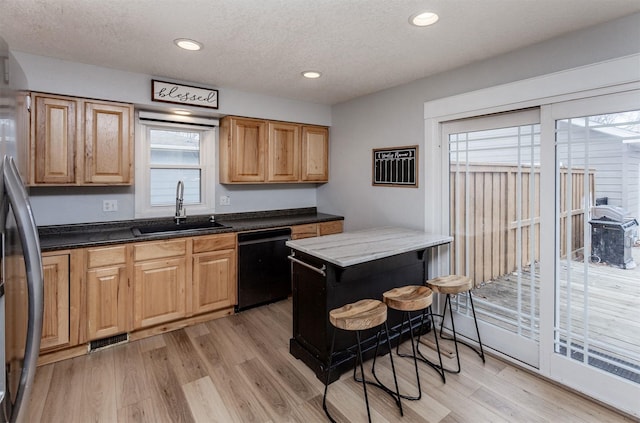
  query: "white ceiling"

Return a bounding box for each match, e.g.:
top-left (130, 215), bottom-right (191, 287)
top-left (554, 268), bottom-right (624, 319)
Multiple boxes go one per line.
top-left (1, 1), bottom-right (639, 105)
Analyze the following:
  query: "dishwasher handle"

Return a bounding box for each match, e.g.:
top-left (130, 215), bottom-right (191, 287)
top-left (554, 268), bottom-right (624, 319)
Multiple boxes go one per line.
top-left (288, 254), bottom-right (326, 276)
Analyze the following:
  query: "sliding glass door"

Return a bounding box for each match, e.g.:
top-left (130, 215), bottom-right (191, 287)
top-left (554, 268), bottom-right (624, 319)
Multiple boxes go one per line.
top-left (439, 90), bottom-right (640, 415)
top-left (443, 110), bottom-right (541, 367)
top-left (546, 91), bottom-right (640, 411)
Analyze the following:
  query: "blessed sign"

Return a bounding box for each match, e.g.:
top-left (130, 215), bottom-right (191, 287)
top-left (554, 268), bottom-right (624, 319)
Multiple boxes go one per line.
top-left (372, 145), bottom-right (418, 187)
top-left (151, 79), bottom-right (218, 109)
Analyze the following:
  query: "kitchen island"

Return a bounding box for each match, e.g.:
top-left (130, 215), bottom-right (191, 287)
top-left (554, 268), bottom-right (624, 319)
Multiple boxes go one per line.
top-left (286, 227), bottom-right (453, 383)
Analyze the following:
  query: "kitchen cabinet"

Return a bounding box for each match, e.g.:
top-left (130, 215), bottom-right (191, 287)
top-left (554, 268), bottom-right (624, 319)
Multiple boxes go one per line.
top-left (301, 126), bottom-right (329, 182)
top-left (36, 217), bottom-right (341, 364)
top-left (192, 233), bottom-right (237, 314)
top-left (267, 121), bottom-right (300, 182)
top-left (291, 220), bottom-right (343, 240)
top-left (219, 116), bottom-right (267, 183)
top-left (40, 253), bottom-right (70, 351)
top-left (319, 220), bottom-right (343, 236)
top-left (133, 239), bottom-right (188, 329)
top-left (220, 116), bottom-right (329, 184)
top-left (85, 245), bottom-right (129, 341)
top-left (28, 92), bottom-right (133, 186)
top-left (83, 100), bottom-right (133, 184)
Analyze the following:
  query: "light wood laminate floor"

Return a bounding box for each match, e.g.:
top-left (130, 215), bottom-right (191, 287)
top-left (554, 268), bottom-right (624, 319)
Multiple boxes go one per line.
top-left (27, 299), bottom-right (634, 422)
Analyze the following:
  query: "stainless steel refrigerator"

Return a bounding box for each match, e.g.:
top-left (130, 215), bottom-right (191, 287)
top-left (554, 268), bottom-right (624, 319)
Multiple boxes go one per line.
top-left (0, 36), bottom-right (44, 423)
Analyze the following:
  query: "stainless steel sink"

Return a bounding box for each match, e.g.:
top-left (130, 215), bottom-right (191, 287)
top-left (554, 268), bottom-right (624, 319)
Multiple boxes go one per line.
top-left (132, 221), bottom-right (228, 237)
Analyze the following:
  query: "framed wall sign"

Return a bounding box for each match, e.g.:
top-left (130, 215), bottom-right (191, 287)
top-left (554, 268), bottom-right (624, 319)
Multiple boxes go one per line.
top-left (372, 145), bottom-right (418, 187)
top-left (151, 79), bottom-right (219, 109)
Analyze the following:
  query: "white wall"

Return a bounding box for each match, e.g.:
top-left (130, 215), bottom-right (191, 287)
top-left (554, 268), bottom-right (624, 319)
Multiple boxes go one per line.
top-left (320, 13), bottom-right (640, 231)
top-left (12, 52), bottom-right (332, 225)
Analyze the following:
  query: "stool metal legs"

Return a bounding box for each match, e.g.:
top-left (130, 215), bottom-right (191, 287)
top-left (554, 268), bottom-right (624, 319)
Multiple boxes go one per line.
top-left (438, 291), bottom-right (485, 374)
top-left (322, 329), bottom-right (338, 422)
top-left (323, 322), bottom-right (403, 422)
top-left (414, 306), bottom-right (446, 384)
top-left (370, 306), bottom-right (446, 402)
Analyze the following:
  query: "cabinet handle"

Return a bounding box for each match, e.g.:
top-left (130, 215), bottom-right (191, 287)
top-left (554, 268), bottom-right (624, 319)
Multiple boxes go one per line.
top-left (288, 255), bottom-right (326, 276)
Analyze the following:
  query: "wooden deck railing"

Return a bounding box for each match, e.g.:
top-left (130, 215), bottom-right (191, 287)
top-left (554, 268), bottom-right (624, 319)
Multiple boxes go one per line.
top-left (450, 163), bottom-right (594, 285)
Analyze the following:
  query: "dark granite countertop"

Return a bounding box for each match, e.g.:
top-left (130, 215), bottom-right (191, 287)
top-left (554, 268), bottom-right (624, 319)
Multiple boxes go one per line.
top-left (38, 207), bottom-right (343, 252)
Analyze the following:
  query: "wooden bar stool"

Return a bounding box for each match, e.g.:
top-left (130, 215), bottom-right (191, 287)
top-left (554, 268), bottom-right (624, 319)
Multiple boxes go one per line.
top-left (322, 299), bottom-right (403, 422)
top-left (376, 285), bottom-right (445, 401)
top-left (425, 275), bottom-right (485, 374)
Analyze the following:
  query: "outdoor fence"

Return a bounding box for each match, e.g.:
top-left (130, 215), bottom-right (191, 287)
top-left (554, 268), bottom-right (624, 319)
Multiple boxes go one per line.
top-left (450, 163), bottom-right (594, 285)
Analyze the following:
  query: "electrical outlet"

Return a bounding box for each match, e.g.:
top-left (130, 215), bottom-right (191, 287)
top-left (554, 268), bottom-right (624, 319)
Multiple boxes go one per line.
top-left (219, 195), bottom-right (231, 206)
top-left (103, 199), bottom-right (118, 212)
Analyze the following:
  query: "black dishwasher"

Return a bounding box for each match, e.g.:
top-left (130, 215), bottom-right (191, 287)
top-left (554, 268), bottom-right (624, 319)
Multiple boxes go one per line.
top-left (236, 228), bottom-right (292, 311)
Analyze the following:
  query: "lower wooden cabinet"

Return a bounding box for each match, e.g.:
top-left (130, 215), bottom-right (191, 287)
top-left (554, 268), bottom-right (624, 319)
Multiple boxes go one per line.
top-left (291, 220), bottom-right (343, 240)
top-left (319, 220), bottom-right (343, 236)
top-left (86, 245), bottom-right (128, 340)
top-left (133, 239), bottom-right (188, 329)
top-left (40, 253), bottom-right (71, 351)
top-left (193, 249), bottom-right (236, 314)
top-left (38, 223), bottom-right (338, 363)
top-left (192, 233), bottom-right (237, 315)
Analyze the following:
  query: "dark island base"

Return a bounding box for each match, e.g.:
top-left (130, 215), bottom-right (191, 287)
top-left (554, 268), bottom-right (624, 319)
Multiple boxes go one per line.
top-left (289, 248), bottom-right (433, 384)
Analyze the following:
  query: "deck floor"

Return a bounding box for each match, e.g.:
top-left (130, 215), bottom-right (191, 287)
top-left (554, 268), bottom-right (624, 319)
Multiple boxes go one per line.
top-left (470, 245), bottom-right (640, 381)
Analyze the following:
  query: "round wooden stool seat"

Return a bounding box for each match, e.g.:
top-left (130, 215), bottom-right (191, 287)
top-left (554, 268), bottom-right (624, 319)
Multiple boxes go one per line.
top-left (383, 286), bottom-right (433, 312)
top-left (329, 299), bottom-right (387, 331)
top-left (425, 275), bottom-right (473, 295)
top-left (324, 299), bottom-right (403, 421)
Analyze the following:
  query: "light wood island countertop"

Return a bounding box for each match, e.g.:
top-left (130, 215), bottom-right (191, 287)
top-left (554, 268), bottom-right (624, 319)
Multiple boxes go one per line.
top-left (286, 227), bottom-right (453, 267)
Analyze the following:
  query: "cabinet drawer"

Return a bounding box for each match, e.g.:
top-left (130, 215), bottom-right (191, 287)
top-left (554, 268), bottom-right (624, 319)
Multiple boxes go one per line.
top-left (319, 220), bottom-right (343, 236)
top-left (291, 224), bottom-right (318, 240)
top-left (86, 245), bottom-right (127, 268)
top-left (193, 233), bottom-right (236, 253)
top-left (134, 239), bottom-right (187, 261)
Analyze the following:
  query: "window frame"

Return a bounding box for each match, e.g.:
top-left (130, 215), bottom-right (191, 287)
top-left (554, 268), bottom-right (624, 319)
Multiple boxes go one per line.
top-left (135, 118), bottom-right (216, 218)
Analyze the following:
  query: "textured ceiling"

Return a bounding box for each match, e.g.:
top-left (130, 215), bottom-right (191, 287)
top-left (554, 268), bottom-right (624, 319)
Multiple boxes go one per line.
top-left (1, 0), bottom-right (639, 105)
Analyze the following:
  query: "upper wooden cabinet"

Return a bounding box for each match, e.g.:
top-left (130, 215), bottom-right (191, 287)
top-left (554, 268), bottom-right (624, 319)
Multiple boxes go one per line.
top-left (83, 101), bottom-right (133, 184)
top-left (267, 121), bottom-right (300, 182)
top-left (32, 95), bottom-right (76, 184)
top-left (219, 116), bottom-right (267, 183)
top-left (220, 115), bottom-right (329, 184)
top-left (301, 126), bottom-right (329, 182)
top-left (28, 92), bottom-right (134, 186)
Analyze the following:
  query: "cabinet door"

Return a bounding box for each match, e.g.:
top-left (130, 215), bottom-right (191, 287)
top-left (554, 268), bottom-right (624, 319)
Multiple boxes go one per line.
top-left (41, 254), bottom-right (70, 350)
top-left (291, 223), bottom-right (318, 240)
top-left (133, 257), bottom-right (187, 329)
top-left (221, 117), bottom-right (266, 182)
top-left (192, 249), bottom-right (237, 314)
top-left (32, 95), bottom-right (76, 184)
top-left (319, 220), bottom-right (343, 236)
top-left (267, 122), bottom-right (300, 182)
top-left (83, 101), bottom-right (133, 184)
top-left (87, 265), bottom-right (128, 340)
top-left (301, 126), bottom-right (329, 182)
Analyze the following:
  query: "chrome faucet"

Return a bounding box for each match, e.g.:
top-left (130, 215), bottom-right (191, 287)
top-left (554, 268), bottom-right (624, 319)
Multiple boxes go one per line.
top-left (175, 180), bottom-right (186, 224)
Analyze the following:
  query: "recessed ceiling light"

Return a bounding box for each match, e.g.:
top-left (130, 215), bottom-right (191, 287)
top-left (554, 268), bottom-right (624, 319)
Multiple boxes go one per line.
top-left (173, 109), bottom-right (192, 116)
top-left (302, 71), bottom-right (322, 79)
top-left (174, 38), bottom-right (203, 51)
top-left (409, 12), bottom-right (439, 27)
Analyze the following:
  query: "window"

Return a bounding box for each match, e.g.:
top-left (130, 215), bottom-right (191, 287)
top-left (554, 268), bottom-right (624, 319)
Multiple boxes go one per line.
top-left (135, 116), bottom-right (216, 218)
